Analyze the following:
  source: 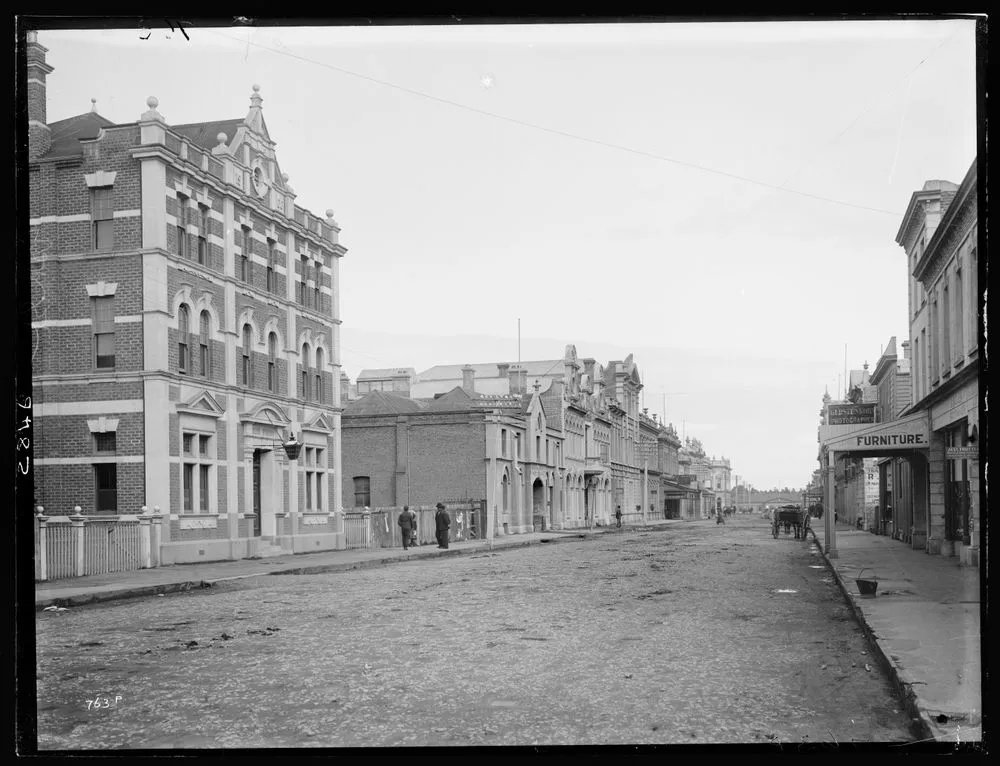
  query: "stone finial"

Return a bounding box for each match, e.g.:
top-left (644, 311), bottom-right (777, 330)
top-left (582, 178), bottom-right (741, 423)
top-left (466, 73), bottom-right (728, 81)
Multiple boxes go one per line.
top-left (325, 209), bottom-right (335, 219)
top-left (282, 173), bottom-right (289, 182)
top-left (91, 97), bottom-right (97, 112)
top-left (141, 95), bottom-right (165, 122)
top-left (250, 83), bottom-right (263, 107)
top-left (216, 132), bottom-right (228, 147)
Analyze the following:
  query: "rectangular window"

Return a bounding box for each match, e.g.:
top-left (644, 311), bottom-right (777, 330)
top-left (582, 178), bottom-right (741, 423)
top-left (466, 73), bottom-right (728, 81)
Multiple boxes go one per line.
top-left (176, 194), bottom-right (188, 258)
top-left (200, 342), bottom-right (209, 378)
top-left (93, 296), bottom-right (115, 369)
top-left (91, 187), bottom-right (114, 251)
top-left (267, 239), bottom-right (276, 293)
top-left (301, 368), bottom-right (309, 400)
top-left (305, 449), bottom-right (313, 510)
top-left (242, 348), bottom-right (251, 386)
top-left (315, 372), bottom-right (323, 403)
top-left (501, 429), bottom-right (507, 457)
top-left (268, 360), bottom-right (275, 393)
top-left (183, 463), bottom-right (194, 511)
top-left (300, 256), bottom-right (309, 306)
top-left (199, 465), bottom-right (210, 511)
top-left (94, 463), bottom-right (118, 513)
top-left (183, 433), bottom-right (194, 455)
top-left (94, 432), bottom-right (116, 453)
top-left (314, 262), bottom-right (322, 310)
top-left (353, 476), bottom-right (370, 508)
top-left (315, 449), bottom-right (324, 511)
top-left (955, 265), bottom-right (964, 358)
top-left (178, 335), bottom-right (188, 374)
top-left (197, 205), bottom-right (209, 264)
top-left (199, 434), bottom-right (211, 457)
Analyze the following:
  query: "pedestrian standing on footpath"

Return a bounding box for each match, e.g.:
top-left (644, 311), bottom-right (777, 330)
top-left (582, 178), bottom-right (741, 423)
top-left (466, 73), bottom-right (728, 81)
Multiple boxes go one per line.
top-left (435, 502), bottom-right (451, 549)
top-left (615, 505), bottom-right (623, 528)
top-left (398, 505), bottom-right (417, 550)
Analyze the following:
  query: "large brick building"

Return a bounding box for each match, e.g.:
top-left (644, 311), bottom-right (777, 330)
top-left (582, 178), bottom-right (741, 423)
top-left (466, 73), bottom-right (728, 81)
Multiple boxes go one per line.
top-left (28, 32), bottom-right (347, 563)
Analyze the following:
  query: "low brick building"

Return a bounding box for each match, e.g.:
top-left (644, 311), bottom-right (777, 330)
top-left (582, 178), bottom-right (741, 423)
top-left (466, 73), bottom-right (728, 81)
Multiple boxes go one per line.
top-left (341, 383), bottom-right (563, 536)
top-left (28, 32), bottom-right (347, 563)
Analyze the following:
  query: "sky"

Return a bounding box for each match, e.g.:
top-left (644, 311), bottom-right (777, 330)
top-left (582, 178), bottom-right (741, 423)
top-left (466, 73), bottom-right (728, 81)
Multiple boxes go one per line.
top-left (30, 17), bottom-right (981, 490)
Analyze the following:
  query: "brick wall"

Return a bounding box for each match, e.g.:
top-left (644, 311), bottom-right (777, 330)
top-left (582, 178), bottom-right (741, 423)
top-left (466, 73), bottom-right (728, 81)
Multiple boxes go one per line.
top-left (341, 422), bottom-right (398, 508)
top-left (407, 420), bottom-right (486, 506)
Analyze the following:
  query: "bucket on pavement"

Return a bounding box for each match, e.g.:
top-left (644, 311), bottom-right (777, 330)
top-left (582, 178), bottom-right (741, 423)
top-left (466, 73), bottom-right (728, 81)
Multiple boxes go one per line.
top-left (855, 568), bottom-right (879, 597)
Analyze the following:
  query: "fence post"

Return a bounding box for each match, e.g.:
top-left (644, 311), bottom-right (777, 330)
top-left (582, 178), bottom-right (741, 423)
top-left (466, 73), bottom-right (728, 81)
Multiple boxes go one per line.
top-left (139, 506), bottom-right (152, 569)
top-left (36, 506), bottom-right (48, 582)
top-left (150, 505), bottom-right (164, 568)
top-left (70, 506), bottom-right (86, 577)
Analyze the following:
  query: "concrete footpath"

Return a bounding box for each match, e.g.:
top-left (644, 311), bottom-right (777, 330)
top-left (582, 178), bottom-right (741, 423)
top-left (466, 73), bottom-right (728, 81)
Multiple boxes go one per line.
top-left (35, 521), bottom-right (679, 610)
top-left (810, 521), bottom-right (983, 746)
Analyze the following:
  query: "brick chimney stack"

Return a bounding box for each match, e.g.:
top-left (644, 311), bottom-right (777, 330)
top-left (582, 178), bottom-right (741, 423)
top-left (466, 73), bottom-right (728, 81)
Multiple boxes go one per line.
top-left (461, 364), bottom-right (475, 394)
top-left (26, 31), bottom-right (54, 160)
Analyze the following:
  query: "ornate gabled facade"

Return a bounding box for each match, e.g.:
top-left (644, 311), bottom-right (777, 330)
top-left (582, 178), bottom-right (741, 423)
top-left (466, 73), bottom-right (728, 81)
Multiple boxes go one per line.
top-left (28, 32), bottom-right (346, 563)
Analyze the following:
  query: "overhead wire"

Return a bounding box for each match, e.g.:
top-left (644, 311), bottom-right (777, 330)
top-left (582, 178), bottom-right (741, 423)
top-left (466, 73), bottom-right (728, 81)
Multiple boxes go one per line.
top-left (201, 26), bottom-right (908, 217)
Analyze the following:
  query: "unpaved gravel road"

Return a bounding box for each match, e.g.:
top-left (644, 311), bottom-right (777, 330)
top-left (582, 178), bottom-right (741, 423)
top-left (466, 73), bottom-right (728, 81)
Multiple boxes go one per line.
top-left (36, 516), bottom-right (917, 748)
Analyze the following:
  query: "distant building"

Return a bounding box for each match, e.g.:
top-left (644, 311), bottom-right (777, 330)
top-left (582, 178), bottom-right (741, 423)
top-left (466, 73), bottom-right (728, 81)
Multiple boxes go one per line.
top-left (355, 367), bottom-right (415, 396)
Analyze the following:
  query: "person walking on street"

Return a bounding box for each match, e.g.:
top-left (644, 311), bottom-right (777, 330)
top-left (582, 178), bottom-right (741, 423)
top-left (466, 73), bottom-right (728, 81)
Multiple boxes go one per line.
top-left (615, 505), bottom-right (623, 528)
top-left (398, 505), bottom-right (417, 550)
top-left (435, 502), bottom-right (451, 549)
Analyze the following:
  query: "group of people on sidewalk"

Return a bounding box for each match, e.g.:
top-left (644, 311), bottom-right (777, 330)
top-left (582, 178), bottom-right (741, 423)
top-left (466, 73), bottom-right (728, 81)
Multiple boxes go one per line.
top-left (396, 503), bottom-right (452, 550)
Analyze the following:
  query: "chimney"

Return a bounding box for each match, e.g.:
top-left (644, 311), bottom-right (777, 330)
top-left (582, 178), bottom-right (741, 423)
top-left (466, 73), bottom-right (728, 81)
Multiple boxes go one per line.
top-left (508, 364), bottom-right (527, 394)
top-left (461, 364), bottom-right (475, 394)
top-left (27, 31), bottom-right (54, 160)
top-left (497, 362), bottom-right (510, 378)
top-left (901, 340), bottom-right (911, 360)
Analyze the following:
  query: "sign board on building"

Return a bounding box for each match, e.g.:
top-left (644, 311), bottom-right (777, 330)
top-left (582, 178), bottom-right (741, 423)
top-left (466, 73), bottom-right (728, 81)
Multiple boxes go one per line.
top-left (945, 446), bottom-right (978, 459)
top-left (827, 403), bottom-right (876, 425)
top-left (820, 411), bottom-right (929, 454)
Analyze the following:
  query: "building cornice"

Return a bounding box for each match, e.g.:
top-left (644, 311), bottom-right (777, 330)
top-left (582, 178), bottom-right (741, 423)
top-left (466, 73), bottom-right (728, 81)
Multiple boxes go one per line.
top-left (912, 162), bottom-right (978, 283)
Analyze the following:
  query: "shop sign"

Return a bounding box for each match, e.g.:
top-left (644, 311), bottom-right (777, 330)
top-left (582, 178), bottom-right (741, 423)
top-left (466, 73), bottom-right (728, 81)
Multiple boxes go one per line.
top-left (827, 403), bottom-right (876, 425)
top-left (945, 446), bottom-right (978, 459)
top-left (821, 411), bottom-right (929, 453)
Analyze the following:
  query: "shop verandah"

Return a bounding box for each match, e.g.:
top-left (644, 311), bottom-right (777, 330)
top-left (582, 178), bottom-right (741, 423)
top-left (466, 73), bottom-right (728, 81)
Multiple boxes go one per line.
top-left (817, 410), bottom-right (979, 565)
top-left (818, 412), bottom-right (929, 559)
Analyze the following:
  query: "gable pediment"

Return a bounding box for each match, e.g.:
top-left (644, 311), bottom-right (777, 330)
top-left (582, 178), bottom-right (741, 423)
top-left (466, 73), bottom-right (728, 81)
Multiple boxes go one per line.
top-left (240, 400), bottom-right (291, 427)
top-left (176, 390), bottom-right (225, 418)
top-left (303, 411), bottom-right (334, 433)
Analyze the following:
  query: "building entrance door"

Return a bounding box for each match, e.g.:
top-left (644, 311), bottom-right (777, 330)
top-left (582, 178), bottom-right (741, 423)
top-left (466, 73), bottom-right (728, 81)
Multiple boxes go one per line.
top-left (252, 450), bottom-right (263, 537)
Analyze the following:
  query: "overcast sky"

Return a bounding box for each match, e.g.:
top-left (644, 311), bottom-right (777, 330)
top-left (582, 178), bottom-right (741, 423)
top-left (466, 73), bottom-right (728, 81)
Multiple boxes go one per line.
top-left (33, 18), bottom-right (980, 490)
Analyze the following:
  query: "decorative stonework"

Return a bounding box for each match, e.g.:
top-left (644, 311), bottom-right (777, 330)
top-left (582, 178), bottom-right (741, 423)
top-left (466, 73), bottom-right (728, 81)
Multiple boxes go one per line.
top-left (85, 281), bottom-right (118, 297)
top-left (179, 516), bottom-right (218, 529)
top-left (86, 416), bottom-right (119, 433)
top-left (301, 514), bottom-right (330, 526)
top-left (84, 170), bottom-right (117, 188)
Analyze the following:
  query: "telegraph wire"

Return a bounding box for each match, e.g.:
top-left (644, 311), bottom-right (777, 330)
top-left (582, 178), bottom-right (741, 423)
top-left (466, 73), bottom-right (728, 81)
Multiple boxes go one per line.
top-left (202, 27), bottom-right (905, 218)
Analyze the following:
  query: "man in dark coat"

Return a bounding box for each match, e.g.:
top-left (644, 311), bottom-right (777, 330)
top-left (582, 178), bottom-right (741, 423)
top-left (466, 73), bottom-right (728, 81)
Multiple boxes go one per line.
top-left (435, 502), bottom-right (451, 549)
top-left (615, 505), bottom-right (623, 528)
top-left (398, 505), bottom-right (416, 550)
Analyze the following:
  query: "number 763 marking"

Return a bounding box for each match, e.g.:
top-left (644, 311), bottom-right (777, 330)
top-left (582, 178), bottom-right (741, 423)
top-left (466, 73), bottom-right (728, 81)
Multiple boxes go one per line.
top-left (87, 695), bottom-right (123, 710)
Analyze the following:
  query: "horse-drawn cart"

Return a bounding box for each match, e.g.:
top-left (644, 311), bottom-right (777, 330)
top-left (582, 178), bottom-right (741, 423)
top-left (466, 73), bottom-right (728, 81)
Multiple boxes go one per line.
top-left (771, 504), bottom-right (808, 540)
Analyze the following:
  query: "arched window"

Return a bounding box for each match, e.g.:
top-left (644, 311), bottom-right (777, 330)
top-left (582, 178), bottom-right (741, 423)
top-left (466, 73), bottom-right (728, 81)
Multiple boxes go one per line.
top-left (199, 310), bottom-right (211, 377)
top-left (301, 343), bottom-right (311, 401)
top-left (266, 239), bottom-right (276, 293)
top-left (177, 304), bottom-right (190, 374)
top-left (267, 332), bottom-right (278, 393)
top-left (314, 261), bottom-right (322, 310)
top-left (241, 324), bottom-right (253, 387)
top-left (315, 347), bottom-right (324, 403)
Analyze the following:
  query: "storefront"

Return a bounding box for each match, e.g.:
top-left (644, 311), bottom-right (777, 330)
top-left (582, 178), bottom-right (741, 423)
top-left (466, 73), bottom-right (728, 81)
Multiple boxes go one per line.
top-left (818, 411), bottom-right (930, 558)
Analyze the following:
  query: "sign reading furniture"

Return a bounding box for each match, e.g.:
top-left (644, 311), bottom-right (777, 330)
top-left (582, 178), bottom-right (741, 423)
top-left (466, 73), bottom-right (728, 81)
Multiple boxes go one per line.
top-left (819, 411), bottom-right (929, 454)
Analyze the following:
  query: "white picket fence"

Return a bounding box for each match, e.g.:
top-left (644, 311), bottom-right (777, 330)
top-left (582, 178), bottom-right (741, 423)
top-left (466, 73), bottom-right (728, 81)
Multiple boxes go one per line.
top-left (35, 507), bottom-right (165, 582)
